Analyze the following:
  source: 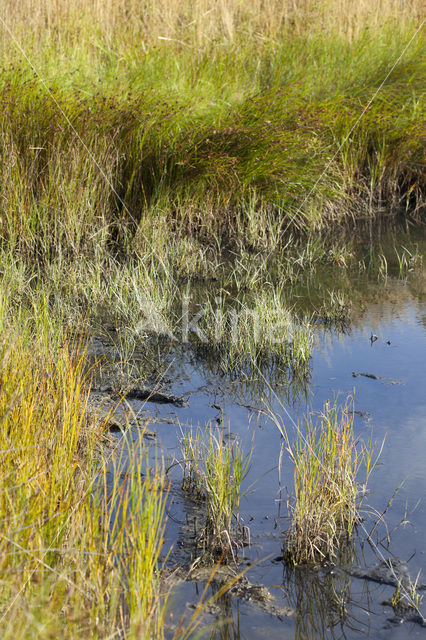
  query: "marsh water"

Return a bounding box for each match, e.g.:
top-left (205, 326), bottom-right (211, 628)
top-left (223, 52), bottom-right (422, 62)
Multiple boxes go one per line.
top-left (94, 229), bottom-right (426, 638)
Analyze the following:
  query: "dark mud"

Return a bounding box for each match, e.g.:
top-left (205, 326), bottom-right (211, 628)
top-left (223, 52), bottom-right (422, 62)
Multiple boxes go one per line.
top-left (352, 372), bottom-right (404, 385)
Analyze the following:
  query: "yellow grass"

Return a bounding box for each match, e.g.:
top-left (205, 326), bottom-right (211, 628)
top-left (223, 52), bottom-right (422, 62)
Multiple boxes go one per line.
top-left (0, 332), bottom-right (169, 638)
top-left (2, 0), bottom-right (422, 49)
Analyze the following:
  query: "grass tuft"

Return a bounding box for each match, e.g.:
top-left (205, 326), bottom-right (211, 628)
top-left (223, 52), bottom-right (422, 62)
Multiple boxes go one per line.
top-left (270, 398), bottom-right (374, 564)
top-left (181, 426), bottom-right (250, 562)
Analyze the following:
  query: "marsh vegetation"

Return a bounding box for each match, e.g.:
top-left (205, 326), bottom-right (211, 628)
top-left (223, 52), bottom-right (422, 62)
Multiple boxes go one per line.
top-left (269, 399), bottom-right (375, 564)
top-left (0, 0), bottom-right (424, 637)
top-left (180, 427), bottom-right (250, 562)
top-left (0, 333), bottom-right (169, 638)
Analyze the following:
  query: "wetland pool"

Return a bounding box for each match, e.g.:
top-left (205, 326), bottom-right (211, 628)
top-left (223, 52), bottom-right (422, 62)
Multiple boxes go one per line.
top-left (94, 239), bottom-right (426, 639)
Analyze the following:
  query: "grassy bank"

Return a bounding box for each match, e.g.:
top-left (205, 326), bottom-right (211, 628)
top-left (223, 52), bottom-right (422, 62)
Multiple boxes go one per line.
top-left (0, 0), bottom-right (424, 263)
top-left (0, 325), bottom-right (173, 637)
top-left (0, 0), bottom-right (423, 351)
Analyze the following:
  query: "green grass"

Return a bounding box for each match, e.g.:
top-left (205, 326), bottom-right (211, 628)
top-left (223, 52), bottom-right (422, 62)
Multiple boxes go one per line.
top-left (0, 10), bottom-right (424, 261)
top-left (0, 325), bottom-right (172, 638)
top-left (181, 427), bottom-right (250, 562)
top-left (269, 399), bottom-right (375, 564)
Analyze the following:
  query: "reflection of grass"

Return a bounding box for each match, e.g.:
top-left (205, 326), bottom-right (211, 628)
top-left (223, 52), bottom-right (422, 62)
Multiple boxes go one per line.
top-left (270, 399), bottom-right (375, 564)
top-left (284, 556), bottom-right (355, 640)
top-left (181, 427), bottom-right (250, 562)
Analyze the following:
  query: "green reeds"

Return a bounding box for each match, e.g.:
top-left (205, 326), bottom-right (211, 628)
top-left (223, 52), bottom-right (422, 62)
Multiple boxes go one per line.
top-left (181, 427), bottom-right (250, 561)
top-left (0, 331), bottom-right (171, 638)
top-left (270, 399), bottom-right (375, 564)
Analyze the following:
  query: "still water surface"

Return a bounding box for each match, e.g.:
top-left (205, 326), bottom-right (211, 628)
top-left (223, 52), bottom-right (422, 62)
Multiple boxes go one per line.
top-left (104, 239), bottom-right (426, 639)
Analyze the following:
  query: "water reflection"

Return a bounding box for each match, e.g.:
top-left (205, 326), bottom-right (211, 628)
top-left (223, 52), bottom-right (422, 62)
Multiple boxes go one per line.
top-left (282, 549), bottom-right (365, 640)
top-left (95, 226), bottom-right (426, 639)
top-left (207, 589), bottom-right (241, 640)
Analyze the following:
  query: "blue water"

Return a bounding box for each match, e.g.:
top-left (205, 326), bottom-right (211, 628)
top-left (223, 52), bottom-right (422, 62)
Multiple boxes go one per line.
top-left (107, 267), bottom-right (426, 638)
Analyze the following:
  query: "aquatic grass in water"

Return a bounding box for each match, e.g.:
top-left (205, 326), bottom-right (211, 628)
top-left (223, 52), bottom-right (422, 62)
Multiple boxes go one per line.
top-left (394, 245), bottom-right (423, 277)
top-left (181, 427), bottom-right (250, 561)
top-left (270, 399), bottom-right (374, 564)
top-left (197, 289), bottom-right (313, 377)
top-left (314, 290), bottom-right (352, 328)
top-left (0, 334), bottom-right (96, 636)
top-left (388, 573), bottom-right (424, 616)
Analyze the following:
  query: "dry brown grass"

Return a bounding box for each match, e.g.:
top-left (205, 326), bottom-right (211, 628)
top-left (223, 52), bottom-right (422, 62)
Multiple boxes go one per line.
top-left (2, 0), bottom-right (422, 49)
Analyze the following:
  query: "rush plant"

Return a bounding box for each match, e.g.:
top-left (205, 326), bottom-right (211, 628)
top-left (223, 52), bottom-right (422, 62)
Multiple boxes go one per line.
top-left (181, 427), bottom-right (250, 561)
top-left (270, 399), bottom-right (375, 564)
